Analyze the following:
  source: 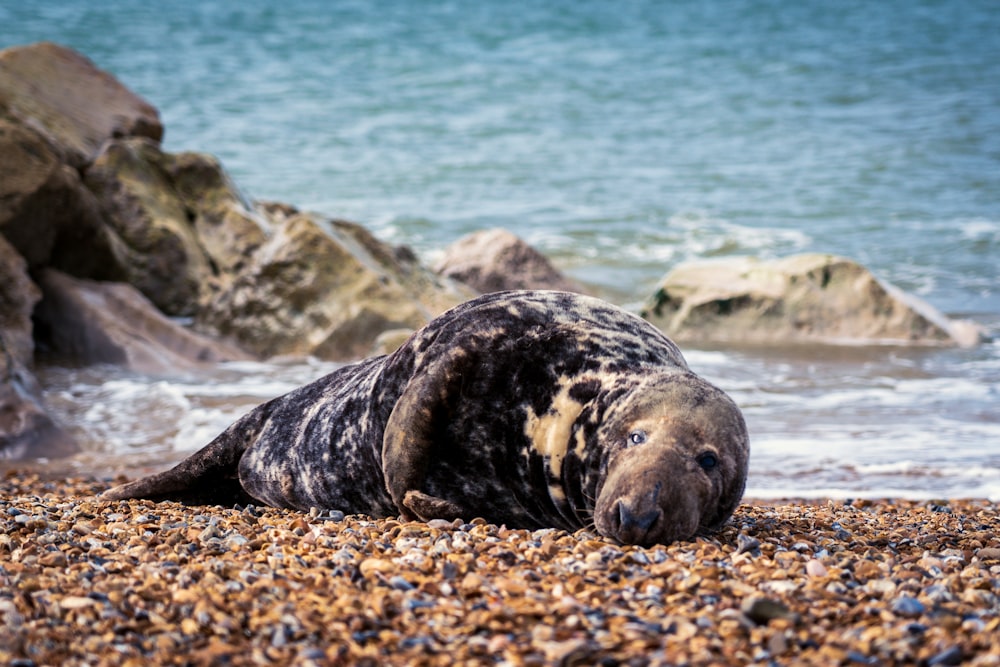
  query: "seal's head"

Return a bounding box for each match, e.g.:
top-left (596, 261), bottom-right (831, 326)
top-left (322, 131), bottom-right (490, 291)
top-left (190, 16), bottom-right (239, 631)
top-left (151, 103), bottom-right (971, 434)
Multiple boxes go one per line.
top-left (593, 373), bottom-right (749, 546)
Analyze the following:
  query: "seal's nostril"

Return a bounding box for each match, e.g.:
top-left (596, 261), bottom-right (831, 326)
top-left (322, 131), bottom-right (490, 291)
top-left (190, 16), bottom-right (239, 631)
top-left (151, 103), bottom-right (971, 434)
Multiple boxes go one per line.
top-left (617, 501), bottom-right (661, 538)
top-left (610, 499), bottom-right (626, 532)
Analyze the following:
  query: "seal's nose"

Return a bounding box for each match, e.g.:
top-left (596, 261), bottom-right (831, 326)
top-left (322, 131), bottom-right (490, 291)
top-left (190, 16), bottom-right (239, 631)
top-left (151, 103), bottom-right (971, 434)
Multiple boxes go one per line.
top-left (611, 499), bottom-right (662, 544)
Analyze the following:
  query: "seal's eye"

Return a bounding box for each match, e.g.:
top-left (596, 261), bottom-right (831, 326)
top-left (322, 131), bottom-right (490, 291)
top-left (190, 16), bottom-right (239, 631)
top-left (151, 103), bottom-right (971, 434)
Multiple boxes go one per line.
top-left (627, 431), bottom-right (647, 447)
top-left (696, 452), bottom-right (718, 471)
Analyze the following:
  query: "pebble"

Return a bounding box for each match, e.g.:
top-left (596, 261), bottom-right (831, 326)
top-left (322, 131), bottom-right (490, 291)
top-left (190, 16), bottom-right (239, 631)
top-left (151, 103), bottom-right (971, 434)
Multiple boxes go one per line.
top-left (741, 595), bottom-right (798, 625)
top-left (1, 472), bottom-right (999, 665)
top-left (928, 646), bottom-right (965, 666)
top-left (976, 547), bottom-right (1000, 561)
top-left (891, 595), bottom-right (925, 617)
top-left (805, 558), bottom-right (828, 577)
top-left (735, 532), bottom-right (761, 556)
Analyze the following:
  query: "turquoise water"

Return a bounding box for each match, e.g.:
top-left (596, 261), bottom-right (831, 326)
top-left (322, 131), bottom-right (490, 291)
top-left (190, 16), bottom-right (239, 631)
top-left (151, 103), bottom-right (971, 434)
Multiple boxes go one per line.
top-left (5, 1), bottom-right (1000, 498)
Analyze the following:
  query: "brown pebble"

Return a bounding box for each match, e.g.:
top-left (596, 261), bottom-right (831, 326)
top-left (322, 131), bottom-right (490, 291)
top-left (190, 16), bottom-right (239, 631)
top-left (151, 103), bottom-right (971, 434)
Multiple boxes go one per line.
top-left (38, 551), bottom-right (68, 567)
top-left (459, 572), bottom-right (486, 593)
top-left (975, 547), bottom-right (1000, 561)
top-left (359, 558), bottom-right (395, 576)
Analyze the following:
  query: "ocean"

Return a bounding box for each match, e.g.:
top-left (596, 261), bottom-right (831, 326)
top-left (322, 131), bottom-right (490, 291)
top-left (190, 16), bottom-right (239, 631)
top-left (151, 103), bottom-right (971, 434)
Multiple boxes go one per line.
top-left (4, 0), bottom-right (999, 499)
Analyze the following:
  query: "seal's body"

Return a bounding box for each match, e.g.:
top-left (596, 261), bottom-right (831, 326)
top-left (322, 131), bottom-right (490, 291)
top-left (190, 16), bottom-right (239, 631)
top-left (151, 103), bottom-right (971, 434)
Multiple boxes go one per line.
top-left (104, 291), bottom-right (749, 545)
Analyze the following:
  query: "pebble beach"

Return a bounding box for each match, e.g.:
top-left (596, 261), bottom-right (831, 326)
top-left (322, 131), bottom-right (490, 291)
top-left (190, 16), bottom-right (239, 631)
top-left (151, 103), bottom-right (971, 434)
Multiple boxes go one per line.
top-left (2, 472), bottom-right (998, 666)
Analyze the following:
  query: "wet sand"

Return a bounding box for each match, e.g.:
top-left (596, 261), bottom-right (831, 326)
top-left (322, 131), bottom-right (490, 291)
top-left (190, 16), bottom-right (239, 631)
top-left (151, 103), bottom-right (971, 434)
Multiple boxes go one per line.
top-left (2, 471), bottom-right (998, 666)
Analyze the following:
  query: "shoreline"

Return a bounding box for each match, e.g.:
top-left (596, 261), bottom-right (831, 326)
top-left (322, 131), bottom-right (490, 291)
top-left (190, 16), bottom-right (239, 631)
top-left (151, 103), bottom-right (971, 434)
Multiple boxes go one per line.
top-left (2, 472), bottom-right (998, 665)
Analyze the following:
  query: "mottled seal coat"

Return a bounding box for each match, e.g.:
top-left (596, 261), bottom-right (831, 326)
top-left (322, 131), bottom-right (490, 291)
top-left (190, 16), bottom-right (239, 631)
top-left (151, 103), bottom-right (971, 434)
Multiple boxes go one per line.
top-left (104, 290), bottom-right (750, 545)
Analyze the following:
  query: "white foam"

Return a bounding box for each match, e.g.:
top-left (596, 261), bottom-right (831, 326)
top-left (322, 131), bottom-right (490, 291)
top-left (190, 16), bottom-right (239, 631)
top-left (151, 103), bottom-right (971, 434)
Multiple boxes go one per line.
top-left (959, 218), bottom-right (1000, 242)
top-left (743, 484), bottom-right (1000, 502)
top-left (73, 380), bottom-right (193, 453)
top-left (171, 406), bottom-right (256, 454)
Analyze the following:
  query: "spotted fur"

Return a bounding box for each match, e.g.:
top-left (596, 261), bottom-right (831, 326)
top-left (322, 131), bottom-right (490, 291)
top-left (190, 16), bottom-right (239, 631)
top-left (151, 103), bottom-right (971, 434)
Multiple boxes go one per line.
top-left (103, 290), bottom-right (749, 545)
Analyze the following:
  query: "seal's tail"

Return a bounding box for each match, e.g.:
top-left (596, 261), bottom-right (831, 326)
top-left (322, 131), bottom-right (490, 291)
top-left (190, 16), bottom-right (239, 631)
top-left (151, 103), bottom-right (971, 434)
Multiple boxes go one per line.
top-left (101, 403), bottom-right (270, 506)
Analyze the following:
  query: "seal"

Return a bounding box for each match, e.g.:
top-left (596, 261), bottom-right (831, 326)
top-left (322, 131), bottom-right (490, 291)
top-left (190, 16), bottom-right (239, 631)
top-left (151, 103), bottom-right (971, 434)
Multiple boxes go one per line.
top-left (103, 290), bottom-right (750, 546)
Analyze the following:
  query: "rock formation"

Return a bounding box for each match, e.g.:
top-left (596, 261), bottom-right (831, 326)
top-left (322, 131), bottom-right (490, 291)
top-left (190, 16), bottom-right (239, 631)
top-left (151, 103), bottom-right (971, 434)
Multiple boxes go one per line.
top-left (434, 228), bottom-right (586, 294)
top-left (32, 270), bottom-right (250, 374)
top-left (0, 41), bottom-right (162, 168)
top-left (81, 137), bottom-right (272, 317)
top-left (640, 254), bottom-right (983, 347)
top-left (0, 42), bottom-right (474, 459)
top-left (0, 41), bottom-right (163, 460)
top-left (197, 206), bottom-right (473, 361)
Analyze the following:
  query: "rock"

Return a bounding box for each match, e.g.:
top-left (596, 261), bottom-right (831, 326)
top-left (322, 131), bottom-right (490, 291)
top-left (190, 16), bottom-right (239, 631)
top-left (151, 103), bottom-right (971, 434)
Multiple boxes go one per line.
top-left (81, 140), bottom-right (301, 321)
top-left (197, 211), bottom-right (473, 361)
top-left (32, 270), bottom-right (251, 374)
top-left (740, 596), bottom-right (799, 625)
top-left (0, 117), bottom-right (114, 273)
top-left (0, 375), bottom-right (77, 461)
top-left (0, 41), bottom-right (162, 168)
top-left (640, 254), bottom-right (984, 347)
top-left (0, 117), bottom-right (67, 264)
top-left (83, 137), bottom-right (215, 317)
top-left (0, 236), bottom-right (39, 369)
top-left (434, 228), bottom-right (586, 294)
top-left (0, 43), bottom-right (155, 282)
top-left (0, 237), bottom-right (77, 460)
top-left (1, 43), bottom-right (247, 318)
top-left (805, 559), bottom-right (828, 578)
top-left (735, 533), bottom-right (762, 557)
top-left (975, 547), bottom-right (1000, 562)
top-left (165, 151), bottom-right (270, 281)
top-left (927, 646), bottom-right (965, 666)
top-left (891, 595), bottom-right (925, 618)
top-left (0, 42), bottom-right (474, 364)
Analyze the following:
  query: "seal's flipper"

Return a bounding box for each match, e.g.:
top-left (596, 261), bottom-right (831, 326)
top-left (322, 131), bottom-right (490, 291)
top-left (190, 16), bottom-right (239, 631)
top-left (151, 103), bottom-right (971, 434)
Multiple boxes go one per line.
top-left (382, 349), bottom-right (470, 519)
top-left (402, 490), bottom-right (466, 522)
top-left (101, 403), bottom-right (271, 506)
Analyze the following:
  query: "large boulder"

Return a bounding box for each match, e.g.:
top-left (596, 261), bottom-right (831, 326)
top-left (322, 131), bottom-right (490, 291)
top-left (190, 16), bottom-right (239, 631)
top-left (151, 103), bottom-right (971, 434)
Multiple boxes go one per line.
top-left (0, 237), bottom-right (77, 460)
top-left (1, 41), bottom-right (475, 365)
top-left (82, 137), bottom-right (270, 317)
top-left (0, 116), bottom-right (67, 265)
top-left (82, 138), bottom-right (216, 317)
top-left (32, 270), bottom-right (251, 374)
top-left (434, 228), bottom-right (586, 294)
top-left (0, 116), bottom-right (115, 274)
top-left (197, 210), bottom-right (473, 360)
top-left (640, 254), bottom-right (984, 347)
top-left (0, 41), bottom-right (162, 168)
top-left (0, 42), bottom-right (159, 279)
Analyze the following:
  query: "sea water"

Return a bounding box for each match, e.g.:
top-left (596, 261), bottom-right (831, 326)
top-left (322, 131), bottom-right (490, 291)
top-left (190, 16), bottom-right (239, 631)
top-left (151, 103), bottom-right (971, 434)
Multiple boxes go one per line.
top-left (4, 0), bottom-right (999, 499)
